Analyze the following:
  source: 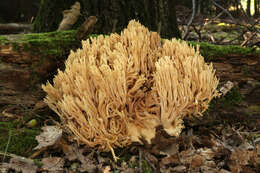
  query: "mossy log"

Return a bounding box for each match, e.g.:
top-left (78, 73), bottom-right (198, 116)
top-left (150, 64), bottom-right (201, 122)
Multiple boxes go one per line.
top-left (0, 30), bottom-right (259, 92)
top-left (0, 30), bottom-right (80, 91)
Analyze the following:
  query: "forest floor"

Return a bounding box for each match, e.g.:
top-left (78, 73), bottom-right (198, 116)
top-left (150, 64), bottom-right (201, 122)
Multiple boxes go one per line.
top-left (0, 14), bottom-right (260, 172)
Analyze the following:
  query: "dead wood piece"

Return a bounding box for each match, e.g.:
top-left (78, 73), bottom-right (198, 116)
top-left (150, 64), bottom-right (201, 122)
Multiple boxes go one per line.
top-left (241, 32), bottom-right (257, 47)
top-left (76, 16), bottom-right (98, 40)
top-left (0, 43), bottom-right (59, 83)
top-left (0, 62), bottom-right (31, 91)
top-left (183, 0), bottom-right (196, 40)
top-left (0, 44), bottom-right (32, 64)
top-left (57, 1), bottom-right (81, 31)
top-left (0, 23), bottom-right (32, 33)
top-left (210, 0), bottom-right (236, 22)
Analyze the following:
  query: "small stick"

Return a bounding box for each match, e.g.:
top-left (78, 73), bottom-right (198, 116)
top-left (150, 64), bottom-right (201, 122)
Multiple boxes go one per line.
top-left (183, 0), bottom-right (196, 40)
top-left (139, 148), bottom-right (143, 173)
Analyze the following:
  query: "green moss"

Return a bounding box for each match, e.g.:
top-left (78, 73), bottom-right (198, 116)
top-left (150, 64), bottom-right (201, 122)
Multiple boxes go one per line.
top-left (0, 30), bottom-right (84, 86)
top-left (142, 160), bottom-right (152, 173)
top-left (0, 122), bottom-right (40, 157)
top-left (0, 35), bottom-right (9, 44)
top-left (21, 30), bottom-right (79, 56)
top-left (209, 86), bottom-right (244, 109)
top-left (1, 30), bottom-right (81, 58)
top-left (188, 41), bottom-right (260, 61)
top-left (11, 42), bottom-right (22, 52)
top-left (242, 65), bottom-right (250, 77)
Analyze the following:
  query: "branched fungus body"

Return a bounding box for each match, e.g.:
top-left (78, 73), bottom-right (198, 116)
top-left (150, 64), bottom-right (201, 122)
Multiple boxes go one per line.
top-left (42, 20), bottom-right (219, 159)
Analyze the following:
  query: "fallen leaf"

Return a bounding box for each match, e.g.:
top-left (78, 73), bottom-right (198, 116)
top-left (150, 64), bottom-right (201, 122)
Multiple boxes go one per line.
top-left (103, 166), bottom-right (111, 173)
top-left (1, 157), bottom-right (37, 173)
top-left (190, 154), bottom-right (204, 168)
top-left (34, 126), bottom-right (62, 150)
top-left (41, 157), bottom-right (64, 172)
top-left (159, 142), bottom-right (179, 156)
top-left (219, 81), bottom-right (234, 96)
top-left (172, 165), bottom-right (186, 172)
top-left (64, 144), bottom-right (98, 172)
top-left (160, 154), bottom-right (181, 168)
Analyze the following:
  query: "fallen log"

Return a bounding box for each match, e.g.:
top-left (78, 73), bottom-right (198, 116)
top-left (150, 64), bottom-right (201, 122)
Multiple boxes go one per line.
top-left (0, 30), bottom-right (80, 91)
top-left (0, 30), bottom-right (259, 92)
top-left (0, 23), bottom-right (32, 34)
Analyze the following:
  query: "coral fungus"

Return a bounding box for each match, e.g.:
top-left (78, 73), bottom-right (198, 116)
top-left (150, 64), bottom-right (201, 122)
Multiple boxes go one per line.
top-left (42, 20), bottom-right (219, 160)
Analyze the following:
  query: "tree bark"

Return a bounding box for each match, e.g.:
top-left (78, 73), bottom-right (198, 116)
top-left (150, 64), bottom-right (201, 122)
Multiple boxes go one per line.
top-left (247, 0), bottom-right (251, 17)
top-left (254, 0), bottom-right (259, 17)
top-left (33, 0), bottom-right (181, 39)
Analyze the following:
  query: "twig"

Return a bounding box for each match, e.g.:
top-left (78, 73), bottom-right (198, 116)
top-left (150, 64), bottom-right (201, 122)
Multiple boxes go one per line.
top-left (139, 148), bottom-right (143, 173)
top-left (210, 0), bottom-right (235, 22)
top-left (143, 151), bottom-right (156, 170)
top-left (248, 41), bottom-right (260, 47)
top-left (237, 0), bottom-right (250, 23)
top-left (192, 25), bottom-right (201, 41)
top-left (19, 103), bottom-right (45, 120)
top-left (0, 151), bottom-right (35, 165)
top-left (2, 130), bottom-right (12, 163)
top-left (222, 19), bottom-right (259, 45)
top-left (0, 23), bottom-right (32, 33)
top-left (241, 32), bottom-right (257, 47)
top-left (183, 0), bottom-right (196, 40)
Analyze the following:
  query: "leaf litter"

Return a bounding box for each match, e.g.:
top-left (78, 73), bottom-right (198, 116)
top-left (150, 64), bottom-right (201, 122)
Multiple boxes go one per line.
top-left (2, 81), bottom-right (260, 173)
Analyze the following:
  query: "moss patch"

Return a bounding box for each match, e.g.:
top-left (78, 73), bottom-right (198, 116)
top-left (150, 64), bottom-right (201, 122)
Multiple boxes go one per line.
top-left (18, 30), bottom-right (79, 57)
top-left (209, 86), bottom-right (244, 110)
top-left (188, 41), bottom-right (260, 61)
top-left (0, 35), bottom-right (9, 44)
top-left (0, 121), bottom-right (40, 157)
top-left (2, 31), bottom-right (259, 62)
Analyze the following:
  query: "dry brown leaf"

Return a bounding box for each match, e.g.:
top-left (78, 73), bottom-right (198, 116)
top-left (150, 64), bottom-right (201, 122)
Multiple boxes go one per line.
top-left (219, 81), bottom-right (234, 96)
top-left (41, 157), bottom-right (64, 172)
top-left (34, 126), bottom-right (62, 150)
top-left (1, 157), bottom-right (37, 173)
top-left (160, 154), bottom-right (181, 167)
top-left (103, 166), bottom-right (111, 173)
top-left (143, 151), bottom-right (158, 169)
top-left (172, 165), bottom-right (186, 172)
top-left (230, 148), bottom-right (251, 165)
top-left (197, 148), bottom-right (215, 160)
top-left (63, 144), bottom-right (97, 172)
top-left (159, 142), bottom-right (179, 156)
top-left (190, 154), bottom-right (204, 168)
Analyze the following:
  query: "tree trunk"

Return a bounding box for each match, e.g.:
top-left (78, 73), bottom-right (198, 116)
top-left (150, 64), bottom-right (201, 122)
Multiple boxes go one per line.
top-left (33, 0), bottom-right (181, 39)
top-left (247, 0), bottom-right (251, 16)
top-left (254, 0), bottom-right (259, 17)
